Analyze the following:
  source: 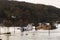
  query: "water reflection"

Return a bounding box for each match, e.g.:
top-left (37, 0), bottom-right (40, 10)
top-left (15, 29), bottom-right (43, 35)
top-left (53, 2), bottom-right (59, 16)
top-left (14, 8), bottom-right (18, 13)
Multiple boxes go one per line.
top-left (0, 24), bottom-right (60, 40)
top-left (6, 35), bottom-right (9, 40)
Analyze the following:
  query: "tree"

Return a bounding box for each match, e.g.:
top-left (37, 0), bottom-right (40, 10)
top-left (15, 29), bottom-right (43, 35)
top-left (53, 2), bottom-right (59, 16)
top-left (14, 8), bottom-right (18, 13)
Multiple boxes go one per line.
top-left (0, 1), bottom-right (60, 30)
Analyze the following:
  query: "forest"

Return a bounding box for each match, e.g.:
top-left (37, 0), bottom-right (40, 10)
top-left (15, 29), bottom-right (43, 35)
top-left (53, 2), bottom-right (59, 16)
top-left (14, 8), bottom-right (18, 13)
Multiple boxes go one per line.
top-left (0, 1), bottom-right (60, 30)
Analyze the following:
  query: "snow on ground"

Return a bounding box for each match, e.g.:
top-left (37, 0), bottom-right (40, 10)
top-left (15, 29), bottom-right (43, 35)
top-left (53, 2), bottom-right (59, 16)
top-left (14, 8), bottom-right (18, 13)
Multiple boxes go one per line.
top-left (0, 24), bottom-right (60, 40)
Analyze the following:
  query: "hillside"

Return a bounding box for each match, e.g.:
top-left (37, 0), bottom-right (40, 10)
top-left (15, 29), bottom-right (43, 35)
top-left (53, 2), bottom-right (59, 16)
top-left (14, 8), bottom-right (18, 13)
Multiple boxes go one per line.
top-left (0, 1), bottom-right (60, 28)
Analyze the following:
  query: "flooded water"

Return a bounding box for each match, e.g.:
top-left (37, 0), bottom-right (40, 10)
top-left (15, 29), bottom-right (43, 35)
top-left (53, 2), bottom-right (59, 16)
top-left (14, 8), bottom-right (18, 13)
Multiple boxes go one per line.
top-left (0, 24), bottom-right (60, 40)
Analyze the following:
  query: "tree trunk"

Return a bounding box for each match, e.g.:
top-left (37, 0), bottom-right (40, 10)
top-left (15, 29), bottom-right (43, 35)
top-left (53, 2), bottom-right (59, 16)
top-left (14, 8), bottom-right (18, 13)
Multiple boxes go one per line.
top-left (14, 27), bottom-right (15, 34)
top-left (7, 27), bottom-right (9, 33)
top-left (6, 34), bottom-right (9, 40)
top-left (0, 27), bottom-right (1, 35)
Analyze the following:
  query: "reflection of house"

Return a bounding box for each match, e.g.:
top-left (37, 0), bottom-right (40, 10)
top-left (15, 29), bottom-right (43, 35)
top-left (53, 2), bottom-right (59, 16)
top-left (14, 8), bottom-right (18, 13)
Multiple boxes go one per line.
top-left (21, 24), bottom-right (33, 32)
top-left (35, 23), bottom-right (42, 30)
top-left (26, 24), bottom-right (33, 31)
top-left (42, 23), bottom-right (51, 30)
top-left (35, 23), bottom-right (51, 30)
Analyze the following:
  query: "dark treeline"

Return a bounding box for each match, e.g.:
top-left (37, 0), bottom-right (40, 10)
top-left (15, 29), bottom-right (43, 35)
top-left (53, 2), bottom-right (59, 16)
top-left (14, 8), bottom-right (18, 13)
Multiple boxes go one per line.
top-left (0, 1), bottom-right (60, 29)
